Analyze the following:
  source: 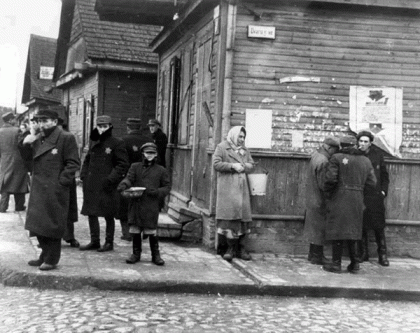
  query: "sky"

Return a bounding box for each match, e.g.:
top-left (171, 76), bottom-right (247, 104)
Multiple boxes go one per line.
top-left (0, 0), bottom-right (62, 112)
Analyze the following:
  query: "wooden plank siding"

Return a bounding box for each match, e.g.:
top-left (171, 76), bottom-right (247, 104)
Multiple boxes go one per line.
top-left (248, 154), bottom-right (420, 223)
top-left (101, 71), bottom-right (157, 139)
top-left (157, 10), bottom-right (220, 210)
top-left (231, 1), bottom-right (420, 159)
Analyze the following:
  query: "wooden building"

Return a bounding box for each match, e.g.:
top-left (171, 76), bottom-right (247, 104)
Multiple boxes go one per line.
top-left (53, 0), bottom-right (161, 155)
top-left (21, 34), bottom-right (62, 121)
top-left (96, 0), bottom-right (420, 257)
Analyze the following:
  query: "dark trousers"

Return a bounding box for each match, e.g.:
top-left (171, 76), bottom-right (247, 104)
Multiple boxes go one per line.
top-left (37, 236), bottom-right (61, 265)
top-left (63, 221), bottom-right (75, 242)
top-left (88, 215), bottom-right (115, 243)
top-left (0, 192), bottom-right (26, 211)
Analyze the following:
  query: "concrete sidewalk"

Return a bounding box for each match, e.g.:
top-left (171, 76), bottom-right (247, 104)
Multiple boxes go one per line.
top-left (1, 191), bottom-right (420, 301)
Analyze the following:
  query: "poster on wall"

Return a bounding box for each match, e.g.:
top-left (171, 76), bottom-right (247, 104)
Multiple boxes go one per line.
top-left (349, 86), bottom-right (403, 157)
top-left (245, 109), bottom-right (272, 149)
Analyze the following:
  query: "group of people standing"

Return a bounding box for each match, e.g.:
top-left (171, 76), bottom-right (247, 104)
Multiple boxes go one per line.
top-left (0, 109), bottom-right (169, 271)
top-left (304, 132), bottom-right (390, 274)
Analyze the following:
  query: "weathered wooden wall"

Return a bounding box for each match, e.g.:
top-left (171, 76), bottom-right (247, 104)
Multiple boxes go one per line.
top-left (232, 0), bottom-right (420, 158)
top-left (102, 71), bottom-right (157, 138)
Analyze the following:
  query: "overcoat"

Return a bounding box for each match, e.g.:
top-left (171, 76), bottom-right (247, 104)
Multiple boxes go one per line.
top-left (118, 130), bottom-right (152, 220)
top-left (119, 161), bottom-right (170, 229)
top-left (324, 147), bottom-right (376, 241)
top-left (303, 146), bottom-right (330, 245)
top-left (213, 141), bottom-right (254, 221)
top-left (19, 127), bottom-right (80, 239)
top-left (152, 128), bottom-right (168, 167)
top-left (80, 128), bottom-right (129, 217)
top-left (0, 124), bottom-right (30, 193)
top-left (363, 145), bottom-right (389, 230)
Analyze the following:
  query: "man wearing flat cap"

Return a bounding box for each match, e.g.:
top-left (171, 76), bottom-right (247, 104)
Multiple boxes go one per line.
top-left (79, 115), bottom-right (129, 252)
top-left (19, 109), bottom-right (80, 271)
top-left (117, 142), bottom-right (170, 265)
top-left (322, 135), bottom-right (376, 274)
top-left (0, 112), bottom-right (30, 213)
top-left (147, 119), bottom-right (168, 168)
top-left (117, 118), bottom-right (152, 241)
top-left (304, 137), bottom-right (339, 265)
top-left (357, 130), bottom-right (390, 266)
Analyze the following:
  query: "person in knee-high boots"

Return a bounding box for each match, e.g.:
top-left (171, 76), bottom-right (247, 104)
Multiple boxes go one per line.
top-left (212, 126), bottom-right (254, 262)
top-left (322, 135), bottom-right (376, 273)
top-left (357, 131), bottom-right (390, 266)
top-left (79, 115), bottom-right (129, 252)
top-left (117, 143), bottom-right (170, 265)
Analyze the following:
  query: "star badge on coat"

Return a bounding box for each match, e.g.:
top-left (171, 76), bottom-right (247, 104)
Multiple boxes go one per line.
top-left (342, 157), bottom-right (349, 165)
top-left (105, 147), bottom-right (112, 154)
top-left (51, 148), bottom-right (58, 155)
top-left (132, 145), bottom-right (138, 152)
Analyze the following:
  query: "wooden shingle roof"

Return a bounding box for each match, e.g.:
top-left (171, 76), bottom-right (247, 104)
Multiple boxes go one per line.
top-left (21, 34), bottom-right (61, 104)
top-left (76, 0), bottom-right (161, 64)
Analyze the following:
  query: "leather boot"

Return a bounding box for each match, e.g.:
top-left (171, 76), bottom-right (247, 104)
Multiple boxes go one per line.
top-left (310, 244), bottom-right (331, 265)
top-left (375, 229), bottom-right (389, 266)
top-left (126, 234), bottom-right (142, 264)
top-left (308, 243), bottom-right (315, 261)
top-left (323, 241), bottom-right (343, 273)
top-left (149, 235), bottom-right (164, 265)
top-left (223, 239), bottom-right (237, 262)
top-left (98, 217), bottom-right (115, 252)
top-left (217, 233), bottom-right (228, 256)
top-left (360, 229), bottom-right (369, 262)
top-left (236, 235), bottom-right (252, 260)
top-left (347, 240), bottom-right (361, 273)
top-left (28, 254), bottom-right (44, 267)
top-left (120, 219), bottom-right (132, 241)
top-left (80, 216), bottom-right (100, 251)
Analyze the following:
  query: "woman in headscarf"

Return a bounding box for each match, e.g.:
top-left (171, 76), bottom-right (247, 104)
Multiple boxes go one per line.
top-left (212, 126), bottom-right (254, 261)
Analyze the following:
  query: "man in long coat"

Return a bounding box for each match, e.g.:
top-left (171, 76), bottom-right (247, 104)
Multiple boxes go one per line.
top-left (322, 135), bottom-right (376, 274)
top-left (357, 130), bottom-right (390, 266)
top-left (147, 119), bottom-right (168, 168)
top-left (19, 109), bottom-right (80, 271)
top-left (79, 115), bottom-right (129, 252)
top-left (304, 137), bottom-right (339, 265)
top-left (0, 112), bottom-right (30, 212)
top-left (118, 118), bottom-right (151, 241)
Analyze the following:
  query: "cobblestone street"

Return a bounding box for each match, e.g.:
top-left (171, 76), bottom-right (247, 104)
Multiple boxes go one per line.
top-left (1, 284), bottom-right (419, 333)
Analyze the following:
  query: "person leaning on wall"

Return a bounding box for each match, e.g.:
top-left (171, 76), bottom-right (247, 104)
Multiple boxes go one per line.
top-left (357, 130), bottom-right (390, 266)
top-left (212, 126), bottom-right (255, 262)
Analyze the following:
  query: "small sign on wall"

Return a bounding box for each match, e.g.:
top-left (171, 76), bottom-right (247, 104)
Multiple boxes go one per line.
top-left (39, 66), bottom-right (54, 80)
top-left (248, 25), bottom-right (275, 39)
top-left (245, 109), bottom-right (272, 149)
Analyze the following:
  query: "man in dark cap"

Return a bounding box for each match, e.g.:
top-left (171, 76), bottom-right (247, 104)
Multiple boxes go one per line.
top-left (19, 109), bottom-right (80, 270)
top-left (118, 118), bottom-right (152, 241)
top-left (79, 115), bottom-right (129, 252)
top-left (322, 135), bottom-right (376, 274)
top-left (357, 130), bottom-right (390, 266)
top-left (0, 112), bottom-right (30, 212)
top-left (147, 119), bottom-right (168, 168)
top-left (304, 137), bottom-right (339, 265)
top-left (117, 142), bottom-right (171, 266)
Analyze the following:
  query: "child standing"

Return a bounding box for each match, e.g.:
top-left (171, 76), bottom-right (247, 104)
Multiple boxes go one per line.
top-left (117, 143), bottom-right (171, 265)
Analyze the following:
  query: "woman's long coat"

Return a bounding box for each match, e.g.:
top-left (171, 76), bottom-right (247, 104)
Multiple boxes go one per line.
top-left (213, 141), bottom-right (254, 221)
top-left (304, 146), bottom-right (330, 245)
top-left (324, 148), bottom-right (376, 241)
top-left (363, 145), bottom-right (389, 230)
top-left (119, 162), bottom-right (170, 229)
top-left (80, 129), bottom-right (129, 217)
top-left (19, 127), bottom-right (80, 239)
top-left (0, 124), bottom-right (30, 193)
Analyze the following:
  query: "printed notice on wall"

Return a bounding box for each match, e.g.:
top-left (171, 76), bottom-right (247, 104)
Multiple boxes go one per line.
top-left (245, 109), bottom-right (272, 149)
top-left (349, 86), bottom-right (403, 157)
